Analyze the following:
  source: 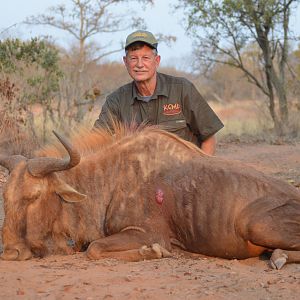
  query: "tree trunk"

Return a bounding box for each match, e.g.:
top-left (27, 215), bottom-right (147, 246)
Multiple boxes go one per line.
top-left (256, 23), bottom-right (288, 136)
top-left (265, 68), bottom-right (281, 134)
top-left (276, 0), bottom-right (290, 133)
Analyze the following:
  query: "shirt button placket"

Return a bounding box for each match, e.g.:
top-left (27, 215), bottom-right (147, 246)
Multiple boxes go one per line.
top-left (147, 101), bottom-right (155, 125)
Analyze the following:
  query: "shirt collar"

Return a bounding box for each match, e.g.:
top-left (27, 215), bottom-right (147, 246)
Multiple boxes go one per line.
top-left (130, 72), bottom-right (168, 105)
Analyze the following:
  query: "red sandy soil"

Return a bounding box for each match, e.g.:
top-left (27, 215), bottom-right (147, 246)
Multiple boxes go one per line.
top-left (0, 142), bottom-right (299, 300)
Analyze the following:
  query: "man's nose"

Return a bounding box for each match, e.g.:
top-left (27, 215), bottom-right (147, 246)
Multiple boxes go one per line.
top-left (136, 58), bottom-right (144, 68)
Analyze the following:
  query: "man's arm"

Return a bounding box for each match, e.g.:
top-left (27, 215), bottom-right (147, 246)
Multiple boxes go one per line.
top-left (201, 134), bottom-right (217, 155)
top-left (182, 79), bottom-right (224, 150)
top-left (93, 95), bottom-right (120, 130)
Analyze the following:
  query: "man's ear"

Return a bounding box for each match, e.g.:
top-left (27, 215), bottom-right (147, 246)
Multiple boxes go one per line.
top-left (155, 55), bottom-right (161, 67)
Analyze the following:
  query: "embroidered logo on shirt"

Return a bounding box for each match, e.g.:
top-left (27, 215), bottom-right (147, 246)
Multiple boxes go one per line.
top-left (163, 103), bottom-right (182, 116)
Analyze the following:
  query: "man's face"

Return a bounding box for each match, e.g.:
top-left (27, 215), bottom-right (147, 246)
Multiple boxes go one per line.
top-left (123, 45), bottom-right (161, 83)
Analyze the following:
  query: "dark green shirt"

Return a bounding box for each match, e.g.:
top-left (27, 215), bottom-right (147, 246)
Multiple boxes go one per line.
top-left (94, 72), bottom-right (224, 146)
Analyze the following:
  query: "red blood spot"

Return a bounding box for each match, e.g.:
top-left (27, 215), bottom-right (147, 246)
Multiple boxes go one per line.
top-left (155, 189), bottom-right (164, 204)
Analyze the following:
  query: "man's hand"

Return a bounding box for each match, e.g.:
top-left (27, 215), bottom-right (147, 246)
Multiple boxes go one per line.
top-left (201, 135), bottom-right (217, 156)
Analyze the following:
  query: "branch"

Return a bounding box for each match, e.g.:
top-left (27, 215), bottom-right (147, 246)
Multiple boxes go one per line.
top-left (89, 47), bottom-right (123, 63)
top-left (196, 38), bottom-right (270, 96)
top-left (0, 23), bottom-right (18, 36)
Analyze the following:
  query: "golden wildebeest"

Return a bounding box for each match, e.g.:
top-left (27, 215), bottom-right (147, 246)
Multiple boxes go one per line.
top-left (0, 125), bottom-right (299, 269)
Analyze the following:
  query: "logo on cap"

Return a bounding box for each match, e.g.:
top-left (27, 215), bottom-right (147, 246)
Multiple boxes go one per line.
top-left (133, 32), bottom-right (148, 38)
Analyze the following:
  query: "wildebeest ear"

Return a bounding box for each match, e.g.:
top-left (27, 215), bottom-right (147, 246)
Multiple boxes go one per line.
top-left (55, 182), bottom-right (87, 203)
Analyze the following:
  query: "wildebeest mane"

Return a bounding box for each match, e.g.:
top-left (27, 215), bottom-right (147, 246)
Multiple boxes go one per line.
top-left (36, 121), bottom-right (207, 158)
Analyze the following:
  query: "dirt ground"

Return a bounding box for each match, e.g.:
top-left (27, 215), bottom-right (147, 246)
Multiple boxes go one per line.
top-left (0, 141), bottom-right (299, 300)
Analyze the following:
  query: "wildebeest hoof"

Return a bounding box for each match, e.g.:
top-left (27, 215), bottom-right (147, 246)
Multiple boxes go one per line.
top-left (270, 250), bottom-right (288, 270)
top-left (139, 244), bottom-right (172, 259)
top-left (138, 245), bottom-right (154, 257)
top-left (152, 243), bottom-right (172, 258)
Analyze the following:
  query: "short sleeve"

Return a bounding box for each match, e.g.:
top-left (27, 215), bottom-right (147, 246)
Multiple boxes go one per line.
top-left (93, 94), bottom-right (121, 130)
top-left (182, 80), bottom-right (224, 142)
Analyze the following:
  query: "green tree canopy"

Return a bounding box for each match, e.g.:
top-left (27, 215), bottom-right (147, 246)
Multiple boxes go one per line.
top-left (178, 0), bottom-right (300, 135)
top-left (0, 38), bottom-right (63, 143)
top-left (0, 38), bottom-right (62, 104)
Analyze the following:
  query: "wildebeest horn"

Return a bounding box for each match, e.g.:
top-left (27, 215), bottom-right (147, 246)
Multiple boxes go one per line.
top-left (27, 131), bottom-right (81, 177)
top-left (0, 154), bottom-right (27, 172)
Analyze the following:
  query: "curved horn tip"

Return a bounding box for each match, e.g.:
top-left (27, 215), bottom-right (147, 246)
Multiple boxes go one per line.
top-left (27, 130), bottom-right (80, 177)
top-left (52, 130), bottom-right (62, 142)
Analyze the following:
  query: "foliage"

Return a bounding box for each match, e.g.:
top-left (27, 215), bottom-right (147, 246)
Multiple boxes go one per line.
top-left (178, 0), bottom-right (300, 135)
top-left (0, 38), bottom-right (63, 143)
top-left (0, 38), bottom-right (62, 104)
top-left (0, 76), bottom-right (40, 156)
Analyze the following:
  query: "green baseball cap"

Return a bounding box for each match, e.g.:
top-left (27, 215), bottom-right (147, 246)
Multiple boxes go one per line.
top-left (125, 30), bottom-right (158, 50)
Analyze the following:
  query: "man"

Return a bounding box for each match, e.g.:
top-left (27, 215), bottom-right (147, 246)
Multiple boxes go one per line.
top-left (94, 30), bottom-right (224, 155)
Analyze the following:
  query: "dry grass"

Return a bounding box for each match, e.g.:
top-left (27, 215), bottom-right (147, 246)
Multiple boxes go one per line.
top-left (212, 100), bottom-right (300, 143)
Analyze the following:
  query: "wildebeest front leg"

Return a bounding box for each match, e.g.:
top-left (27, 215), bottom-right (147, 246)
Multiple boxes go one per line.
top-left (86, 230), bottom-right (171, 262)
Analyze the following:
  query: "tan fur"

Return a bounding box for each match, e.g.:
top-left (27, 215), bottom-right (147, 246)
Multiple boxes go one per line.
top-left (1, 123), bottom-right (300, 269)
top-left (36, 122), bottom-right (207, 158)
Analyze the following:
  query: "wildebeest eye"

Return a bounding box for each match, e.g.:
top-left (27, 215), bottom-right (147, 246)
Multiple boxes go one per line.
top-left (22, 190), bottom-right (42, 203)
